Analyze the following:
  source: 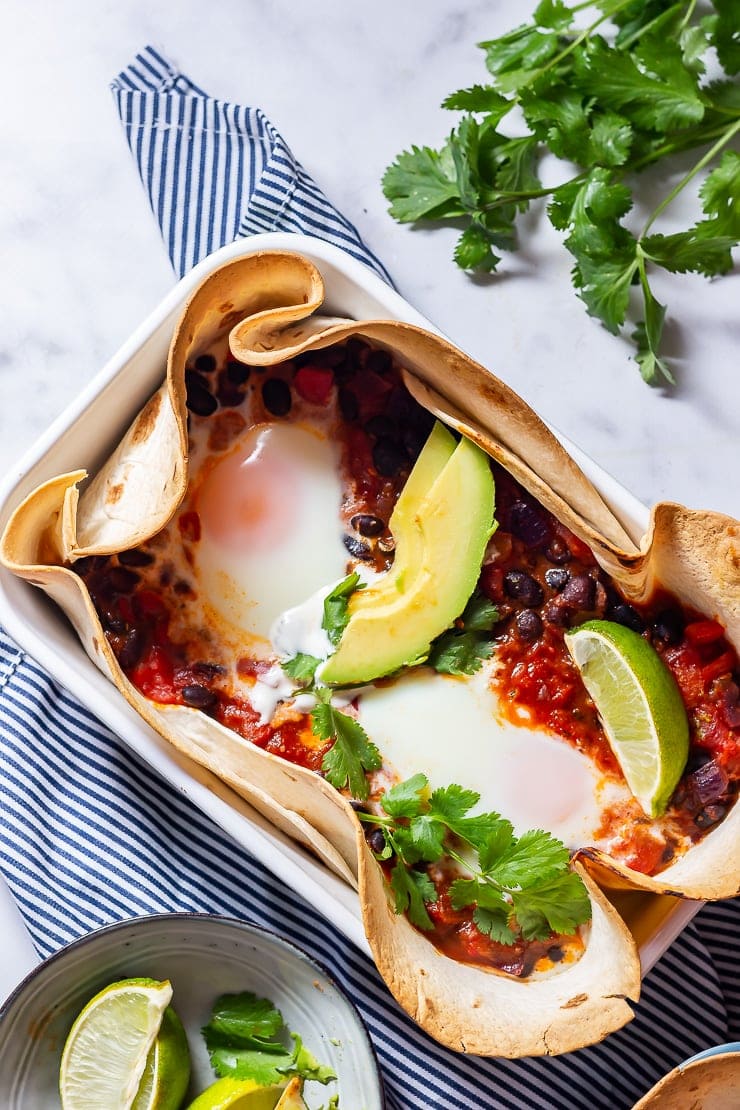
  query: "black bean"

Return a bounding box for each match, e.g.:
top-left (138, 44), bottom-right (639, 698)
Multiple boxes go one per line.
top-left (608, 601), bottom-right (645, 633)
top-left (516, 609), bottom-right (543, 641)
top-left (226, 359), bottom-right (250, 384)
top-left (373, 437), bottom-right (406, 477)
top-left (367, 828), bottom-right (388, 856)
top-left (562, 573), bottom-right (596, 610)
top-left (194, 353), bottom-right (217, 373)
top-left (117, 628), bottom-right (143, 670)
top-left (366, 348), bottom-right (392, 375)
top-left (509, 500), bottom-right (550, 548)
top-left (695, 804), bottom-right (727, 829)
top-left (401, 424), bottom-right (429, 460)
top-left (547, 946), bottom-right (564, 963)
top-left (544, 538), bottom-right (571, 565)
top-left (216, 373), bottom-right (245, 408)
top-left (338, 387), bottom-right (358, 421)
top-left (545, 567), bottom-right (570, 591)
top-left (351, 514), bottom-right (385, 537)
top-left (652, 608), bottom-right (684, 645)
top-left (185, 370), bottom-right (218, 417)
top-left (118, 548), bottom-right (154, 567)
top-left (345, 337), bottom-right (368, 367)
top-left (181, 684), bottom-right (218, 710)
top-left (315, 345), bottom-right (347, 369)
top-left (504, 570), bottom-right (544, 607)
top-left (343, 534), bottom-right (373, 560)
top-left (261, 378), bottom-right (292, 416)
top-left (365, 414), bottom-right (395, 438)
top-left (192, 661), bottom-right (227, 678)
top-left (107, 566), bottom-right (140, 594)
top-left (350, 799), bottom-right (370, 814)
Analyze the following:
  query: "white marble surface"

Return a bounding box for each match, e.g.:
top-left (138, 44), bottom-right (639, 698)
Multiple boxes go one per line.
top-left (2, 0), bottom-right (739, 517)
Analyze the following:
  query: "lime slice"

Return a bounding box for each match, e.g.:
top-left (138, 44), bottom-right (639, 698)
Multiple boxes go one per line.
top-left (565, 619), bottom-right (689, 817)
top-left (132, 1006), bottom-right (191, 1110)
top-left (186, 1077), bottom-right (287, 1110)
top-left (60, 977), bottom-right (175, 1110)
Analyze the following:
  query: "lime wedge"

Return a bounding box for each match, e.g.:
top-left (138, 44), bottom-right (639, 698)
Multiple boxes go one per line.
top-left (186, 1077), bottom-right (287, 1110)
top-left (132, 1006), bottom-right (191, 1110)
top-left (565, 619), bottom-right (689, 817)
top-left (60, 977), bottom-right (178, 1110)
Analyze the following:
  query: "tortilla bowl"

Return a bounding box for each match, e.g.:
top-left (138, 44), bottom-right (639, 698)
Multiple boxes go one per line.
top-left (2, 249), bottom-right (738, 1057)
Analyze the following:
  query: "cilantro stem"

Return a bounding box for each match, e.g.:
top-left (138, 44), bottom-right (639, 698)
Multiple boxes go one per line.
top-left (615, 1), bottom-right (686, 51)
top-left (640, 119), bottom-right (740, 237)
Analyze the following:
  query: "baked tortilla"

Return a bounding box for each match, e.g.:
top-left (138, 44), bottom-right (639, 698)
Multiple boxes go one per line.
top-left (2, 249), bottom-right (738, 1056)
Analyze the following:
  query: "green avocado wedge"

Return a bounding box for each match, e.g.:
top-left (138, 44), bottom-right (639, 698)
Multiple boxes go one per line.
top-left (349, 420), bottom-right (456, 615)
top-left (320, 430), bottom-right (495, 686)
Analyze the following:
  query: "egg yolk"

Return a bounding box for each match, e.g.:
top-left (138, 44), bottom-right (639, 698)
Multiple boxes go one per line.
top-left (197, 425), bottom-right (296, 552)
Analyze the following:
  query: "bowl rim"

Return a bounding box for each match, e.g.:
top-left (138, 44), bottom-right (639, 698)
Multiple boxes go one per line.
top-left (0, 910), bottom-right (386, 1107)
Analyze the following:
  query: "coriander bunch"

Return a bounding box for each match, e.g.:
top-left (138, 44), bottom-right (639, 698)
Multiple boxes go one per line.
top-left (383, 0), bottom-right (740, 385)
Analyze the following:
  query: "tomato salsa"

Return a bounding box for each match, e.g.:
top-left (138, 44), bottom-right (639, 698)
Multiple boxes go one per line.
top-left (75, 338), bottom-right (740, 977)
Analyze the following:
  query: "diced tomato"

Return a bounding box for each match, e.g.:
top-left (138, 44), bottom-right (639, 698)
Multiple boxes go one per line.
top-left (480, 563), bottom-right (504, 602)
top-left (134, 590), bottom-right (168, 618)
top-left (352, 370), bottom-right (393, 420)
top-left (620, 829), bottom-right (666, 876)
top-left (294, 366), bottom-right (334, 405)
top-left (129, 644), bottom-right (177, 703)
top-left (685, 619), bottom-right (725, 646)
top-left (424, 888), bottom-right (468, 929)
top-left (702, 650), bottom-right (736, 684)
top-left (455, 921), bottom-right (526, 975)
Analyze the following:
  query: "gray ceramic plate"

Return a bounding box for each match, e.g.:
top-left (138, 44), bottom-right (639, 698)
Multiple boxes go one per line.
top-left (0, 913), bottom-right (384, 1109)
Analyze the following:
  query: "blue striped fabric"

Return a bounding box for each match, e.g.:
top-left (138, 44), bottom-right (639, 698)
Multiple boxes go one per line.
top-left (0, 44), bottom-right (737, 1110)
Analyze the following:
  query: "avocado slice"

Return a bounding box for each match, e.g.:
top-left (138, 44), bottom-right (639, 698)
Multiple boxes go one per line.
top-left (321, 432), bottom-right (495, 685)
top-left (350, 420), bottom-right (456, 615)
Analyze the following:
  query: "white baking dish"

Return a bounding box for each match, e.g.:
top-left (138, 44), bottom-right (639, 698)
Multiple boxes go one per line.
top-left (0, 232), bottom-right (700, 973)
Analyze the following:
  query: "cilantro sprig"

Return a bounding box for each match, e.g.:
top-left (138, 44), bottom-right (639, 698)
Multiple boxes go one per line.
top-left (383, 0), bottom-right (740, 384)
top-left (202, 991), bottom-right (336, 1087)
top-left (359, 773), bottom-right (591, 942)
top-left (427, 590), bottom-right (499, 675)
top-left (312, 691), bottom-right (382, 800)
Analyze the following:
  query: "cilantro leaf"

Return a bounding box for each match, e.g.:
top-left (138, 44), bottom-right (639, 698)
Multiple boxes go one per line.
top-left (389, 860), bottom-right (436, 930)
top-left (206, 992), bottom-right (283, 1043)
top-left (699, 150), bottom-right (740, 237)
top-left (511, 871), bottom-right (593, 940)
top-left (380, 772), bottom-right (429, 819)
top-left (458, 591), bottom-right (500, 632)
top-left (485, 828), bottom-right (571, 888)
top-left (574, 37), bottom-right (705, 132)
top-left (533, 0), bottom-right (573, 33)
top-left (394, 816), bottom-right (446, 864)
top-left (428, 783), bottom-right (480, 823)
top-left (442, 84), bottom-right (511, 119)
top-left (480, 24), bottom-right (562, 82)
top-left (201, 992), bottom-right (336, 1087)
top-left (454, 223), bottom-right (501, 272)
top-left (631, 256), bottom-right (671, 386)
top-left (281, 653), bottom-right (321, 685)
top-left (710, 0), bottom-right (740, 76)
top-left (322, 573), bottom-right (362, 647)
top-left (427, 631), bottom-right (494, 675)
top-left (382, 141), bottom-right (463, 222)
top-left (474, 905), bottom-right (518, 945)
top-left (313, 701), bottom-right (381, 800)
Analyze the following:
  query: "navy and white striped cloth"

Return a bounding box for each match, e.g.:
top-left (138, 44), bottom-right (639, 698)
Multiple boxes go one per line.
top-left (0, 45), bottom-right (737, 1110)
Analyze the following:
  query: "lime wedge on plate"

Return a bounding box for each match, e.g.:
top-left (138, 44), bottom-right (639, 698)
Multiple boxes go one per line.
top-left (60, 977), bottom-right (187, 1110)
top-left (186, 1077), bottom-right (287, 1109)
top-left (132, 1006), bottom-right (191, 1110)
top-left (565, 619), bottom-right (689, 817)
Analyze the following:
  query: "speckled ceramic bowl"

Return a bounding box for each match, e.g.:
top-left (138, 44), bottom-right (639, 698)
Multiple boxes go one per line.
top-left (0, 913), bottom-right (384, 1109)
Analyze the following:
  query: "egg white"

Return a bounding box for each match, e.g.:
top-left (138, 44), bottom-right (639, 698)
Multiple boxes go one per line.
top-left (193, 423), bottom-right (348, 648)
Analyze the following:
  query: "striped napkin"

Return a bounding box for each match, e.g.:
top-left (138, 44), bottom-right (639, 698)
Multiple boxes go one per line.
top-left (0, 44), bottom-right (738, 1110)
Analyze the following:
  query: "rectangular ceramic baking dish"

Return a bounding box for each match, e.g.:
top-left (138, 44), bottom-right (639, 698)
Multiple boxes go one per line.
top-left (0, 232), bottom-right (700, 971)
